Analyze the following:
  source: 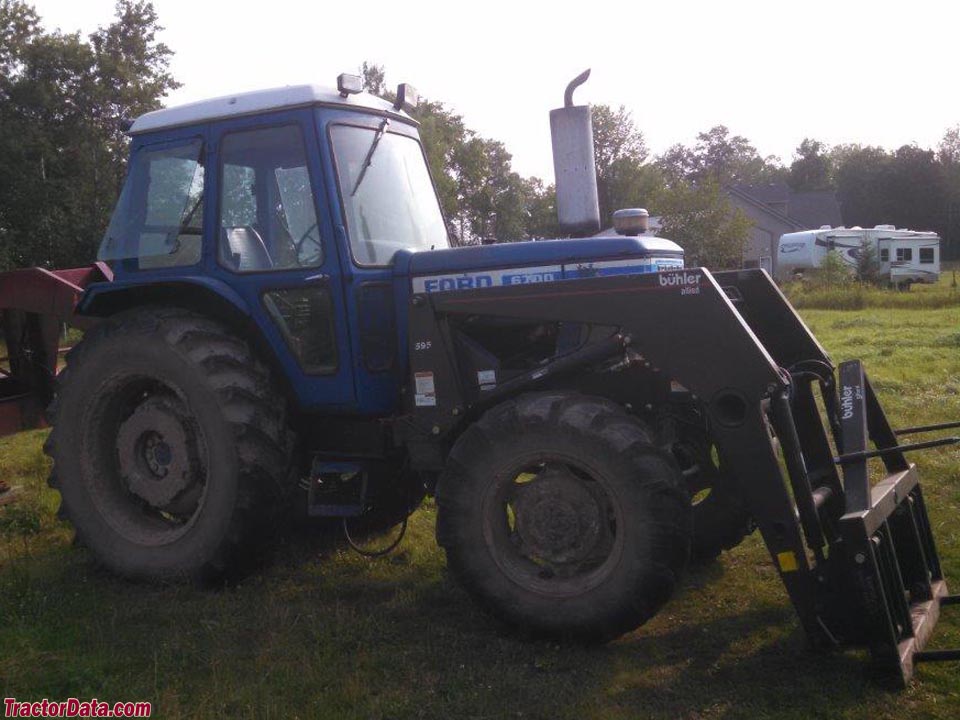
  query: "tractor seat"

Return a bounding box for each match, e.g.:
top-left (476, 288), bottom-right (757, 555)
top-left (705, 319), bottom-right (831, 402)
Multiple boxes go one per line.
top-left (219, 226), bottom-right (273, 271)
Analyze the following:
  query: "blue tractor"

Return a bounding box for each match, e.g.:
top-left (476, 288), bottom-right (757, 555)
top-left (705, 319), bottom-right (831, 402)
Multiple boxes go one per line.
top-left (31, 72), bottom-right (958, 681)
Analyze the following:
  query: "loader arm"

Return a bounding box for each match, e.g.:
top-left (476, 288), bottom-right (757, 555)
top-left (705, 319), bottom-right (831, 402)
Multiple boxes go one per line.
top-left (403, 267), bottom-right (957, 684)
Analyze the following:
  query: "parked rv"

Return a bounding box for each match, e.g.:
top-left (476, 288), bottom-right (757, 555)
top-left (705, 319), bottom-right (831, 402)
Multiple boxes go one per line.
top-left (777, 225), bottom-right (940, 287)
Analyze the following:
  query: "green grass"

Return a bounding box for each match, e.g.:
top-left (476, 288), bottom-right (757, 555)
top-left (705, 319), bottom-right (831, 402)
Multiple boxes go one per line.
top-left (2, 293), bottom-right (960, 718)
top-left (783, 269), bottom-right (960, 310)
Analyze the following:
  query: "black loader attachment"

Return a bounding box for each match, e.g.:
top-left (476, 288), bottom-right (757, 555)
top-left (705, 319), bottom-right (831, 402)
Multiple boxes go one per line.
top-left (401, 267), bottom-right (959, 685)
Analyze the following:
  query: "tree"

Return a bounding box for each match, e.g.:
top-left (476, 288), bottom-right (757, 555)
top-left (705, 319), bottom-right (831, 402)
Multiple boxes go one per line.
top-left (656, 143), bottom-right (698, 187)
top-left (855, 237), bottom-right (880, 284)
top-left (454, 137), bottom-right (534, 243)
top-left (832, 144), bottom-right (890, 228)
top-left (0, 25), bottom-right (98, 268)
top-left (939, 126), bottom-right (960, 257)
top-left (0, 0), bottom-right (39, 80)
top-left (588, 103), bottom-right (667, 228)
top-left (591, 105), bottom-right (647, 171)
top-left (0, 1), bottom-right (178, 270)
top-left (603, 160), bottom-right (664, 225)
top-left (413, 98), bottom-right (466, 223)
top-left (694, 126), bottom-right (754, 184)
top-left (819, 249), bottom-right (851, 286)
top-left (591, 104), bottom-right (649, 224)
top-left (691, 125), bottom-right (785, 186)
top-left (86, 1), bottom-right (179, 262)
top-left (524, 179), bottom-right (558, 239)
top-left (360, 61), bottom-right (387, 98)
top-left (656, 125), bottom-right (785, 188)
top-left (0, 1), bottom-right (42, 268)
top-left (657, 178), bottom-right (752, 269)
top-left (883, 145), bottom-right (946, 232)
top-left (832, 143), bottom-right (947, 235)
top-left (789, 138), bottom-right (833, 191)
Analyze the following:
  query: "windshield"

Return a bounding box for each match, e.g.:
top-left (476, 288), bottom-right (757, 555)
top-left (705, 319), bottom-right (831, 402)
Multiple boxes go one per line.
top-left (330, 124), bottom-right (448, 266)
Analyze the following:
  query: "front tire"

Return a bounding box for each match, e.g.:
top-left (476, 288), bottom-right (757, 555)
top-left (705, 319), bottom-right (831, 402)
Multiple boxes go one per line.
top-left (674, 433), bottom-right (754, 562)
top-left (436, 393), bottom-right (691, 642)
top-left (45, 306), bottom-right (291, 581)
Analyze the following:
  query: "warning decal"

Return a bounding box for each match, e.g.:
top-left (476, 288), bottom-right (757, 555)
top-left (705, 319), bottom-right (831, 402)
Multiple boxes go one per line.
top-left (414, 371), bottom-right (437, 407)
top-left (477, 369), bottom-right (497, 390)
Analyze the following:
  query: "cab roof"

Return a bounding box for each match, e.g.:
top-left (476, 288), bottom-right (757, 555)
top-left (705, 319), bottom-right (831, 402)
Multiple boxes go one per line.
top-left (128, 84), bottom-right (413, 135)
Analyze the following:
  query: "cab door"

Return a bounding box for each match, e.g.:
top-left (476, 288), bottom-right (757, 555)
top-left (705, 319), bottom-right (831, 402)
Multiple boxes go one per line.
top-left (317, 109), bottom-right (450, 415)
top-left (205, 109), bottom-right (357, 411)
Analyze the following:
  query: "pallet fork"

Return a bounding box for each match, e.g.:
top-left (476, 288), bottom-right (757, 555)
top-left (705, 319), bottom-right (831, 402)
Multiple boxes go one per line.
top-left (829, 361), bottom-right (959, 683)
top-left (404, 267), bottom-right (958, 684)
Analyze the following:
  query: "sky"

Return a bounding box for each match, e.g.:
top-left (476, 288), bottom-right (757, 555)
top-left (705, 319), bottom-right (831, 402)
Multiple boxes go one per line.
top-left (29, 0), bottom-right (960, 182)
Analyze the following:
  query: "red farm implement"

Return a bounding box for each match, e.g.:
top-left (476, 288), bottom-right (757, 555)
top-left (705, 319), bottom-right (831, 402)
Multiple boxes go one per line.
top-left (0, 263), bottom-right (111, 436)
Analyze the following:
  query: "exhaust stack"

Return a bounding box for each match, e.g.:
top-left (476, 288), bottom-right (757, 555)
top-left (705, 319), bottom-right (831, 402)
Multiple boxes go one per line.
top-left (550, 70), bottom-right (601, 237)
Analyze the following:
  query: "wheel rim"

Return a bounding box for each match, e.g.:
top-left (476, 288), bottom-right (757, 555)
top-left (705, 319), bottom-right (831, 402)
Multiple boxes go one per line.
top-left (482, 455), bottom-right (623, 598)
top-left (83, 374), bottom-right (210, 546)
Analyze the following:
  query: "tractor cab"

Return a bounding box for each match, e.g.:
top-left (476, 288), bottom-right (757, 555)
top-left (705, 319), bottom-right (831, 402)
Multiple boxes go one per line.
top-left (84, 76), bottom-right (682, 417)
top-left (89, 81), bottom-right (452, 414)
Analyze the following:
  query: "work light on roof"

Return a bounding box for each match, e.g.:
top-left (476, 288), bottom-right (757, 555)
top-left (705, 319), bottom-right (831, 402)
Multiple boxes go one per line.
top-left (394, 83), bottom-right (419, 113)
top-left (337, 73), bottom-right (363, 97)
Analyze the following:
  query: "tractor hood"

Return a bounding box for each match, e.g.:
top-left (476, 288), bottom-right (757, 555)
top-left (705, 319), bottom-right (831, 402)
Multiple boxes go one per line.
top-left (395, 235), bottom-right (684, 293)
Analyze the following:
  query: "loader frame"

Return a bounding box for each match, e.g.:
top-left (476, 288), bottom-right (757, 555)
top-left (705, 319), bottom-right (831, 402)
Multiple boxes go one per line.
top-left (402, 267), bottom-right (958, 684)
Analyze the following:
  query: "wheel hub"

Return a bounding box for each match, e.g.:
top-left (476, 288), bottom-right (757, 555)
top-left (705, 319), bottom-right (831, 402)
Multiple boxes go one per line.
top-left (116, 397), bottom-right (200, 509)
top-left (141, 432), bottom-right (172, 477)
top-left (511, 468), bottom-right (603, 566)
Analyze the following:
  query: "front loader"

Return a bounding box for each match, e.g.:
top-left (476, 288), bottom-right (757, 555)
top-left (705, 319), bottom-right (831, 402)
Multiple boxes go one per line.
top-left (404, 265), bottom-right (959, 684)
top-left (0, 71), bottom-right (956, 686)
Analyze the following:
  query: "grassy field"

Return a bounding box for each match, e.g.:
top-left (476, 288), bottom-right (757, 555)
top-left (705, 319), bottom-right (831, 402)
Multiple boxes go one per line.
top-left (2, 288), bottom-right (960, 719)
top-left (783, 264), bottom-right (960, 311)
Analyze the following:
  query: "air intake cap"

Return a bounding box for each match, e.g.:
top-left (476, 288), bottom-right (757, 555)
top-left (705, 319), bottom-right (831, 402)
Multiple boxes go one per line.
top-left (613, 208), bottom-right (649, 236)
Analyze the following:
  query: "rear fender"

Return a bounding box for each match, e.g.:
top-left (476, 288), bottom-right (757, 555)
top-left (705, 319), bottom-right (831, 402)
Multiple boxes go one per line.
top-left (78, 278), bottom-right (296, 403)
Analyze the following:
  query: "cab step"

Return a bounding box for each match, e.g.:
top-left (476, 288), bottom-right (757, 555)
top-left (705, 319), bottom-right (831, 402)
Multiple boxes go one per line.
top-left (304, 460), bottom-right (367, 517)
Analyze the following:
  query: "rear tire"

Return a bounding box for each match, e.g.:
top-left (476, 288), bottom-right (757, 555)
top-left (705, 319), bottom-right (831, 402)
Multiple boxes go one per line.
top-left (45, 306), bottom-right (291, 581)
top-left (436, 393), bottom-right (691, 642)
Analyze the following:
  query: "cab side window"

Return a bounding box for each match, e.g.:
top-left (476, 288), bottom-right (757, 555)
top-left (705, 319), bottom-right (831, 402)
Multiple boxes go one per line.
top-left (98, 139), bottom-right (204, 269)
top-left (217, 125), bottom-right (323, 272)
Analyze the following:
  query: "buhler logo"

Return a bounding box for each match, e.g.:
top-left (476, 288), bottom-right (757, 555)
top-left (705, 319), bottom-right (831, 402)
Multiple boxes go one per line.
top-left (841, 385), bottom-right (855, 420)
top-left (660, 271), bottom-right (701, 295)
